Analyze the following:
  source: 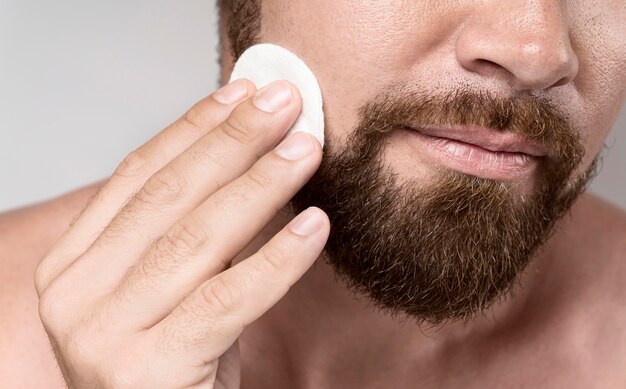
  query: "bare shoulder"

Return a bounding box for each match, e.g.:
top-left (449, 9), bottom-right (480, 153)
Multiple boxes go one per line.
top-left (0, 185), bottom-right (99, 388)
top-left (560, 192), bottom-right (626, 301)
top-left (547, 192), bottom-right (626, 384)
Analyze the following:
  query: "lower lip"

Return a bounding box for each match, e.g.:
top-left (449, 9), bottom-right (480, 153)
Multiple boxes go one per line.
top-left (399, 127), bottom-right (540, 181)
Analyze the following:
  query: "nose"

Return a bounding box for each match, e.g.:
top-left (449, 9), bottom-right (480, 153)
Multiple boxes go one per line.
top-left (455, 1), bottom-right (579, 91)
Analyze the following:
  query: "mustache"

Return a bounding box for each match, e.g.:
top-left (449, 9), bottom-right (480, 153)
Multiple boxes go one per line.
top-left (353, 89), bottom-right (584, 169)
top-left (292, 89), bottom-right (592, 324)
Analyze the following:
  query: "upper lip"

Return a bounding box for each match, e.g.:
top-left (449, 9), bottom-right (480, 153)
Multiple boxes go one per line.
top-left (405, 125), bottom-right (548, 157)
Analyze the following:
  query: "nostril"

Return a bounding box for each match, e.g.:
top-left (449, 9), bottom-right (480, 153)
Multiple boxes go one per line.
top-left (474, 58), bottom-right (500, 69)
top-left (455, 8), bottom-right (580, 92)
top-left (462, 44), bottom-right (578, 91)
top-left (552, 76), bottom-right (570, 87)
top-left (468, 58), bottom-right (515, 82)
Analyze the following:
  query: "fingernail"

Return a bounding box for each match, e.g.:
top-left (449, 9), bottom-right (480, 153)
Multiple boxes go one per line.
top-left (213, 78), bottom-right (249, 104)
top-left (253, 81), bottom-right (293, 113)
top-left (275, 132), bottom-right (316, 160)
top-left (289, 208), bottom-right (323, 236)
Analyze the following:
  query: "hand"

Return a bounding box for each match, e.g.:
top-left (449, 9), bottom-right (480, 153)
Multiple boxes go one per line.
top-left (34, 78), bottom-right (329, 388)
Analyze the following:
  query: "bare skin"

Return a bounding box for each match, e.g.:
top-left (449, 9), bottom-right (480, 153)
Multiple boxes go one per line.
top-left (1, 176), bottom-right (626, 388)
top-left (2, 0), bottom-right (626, 387)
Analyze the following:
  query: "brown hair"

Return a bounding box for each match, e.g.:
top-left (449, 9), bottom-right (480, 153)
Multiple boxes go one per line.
top-left (218, 0), bottom-right (262, 60)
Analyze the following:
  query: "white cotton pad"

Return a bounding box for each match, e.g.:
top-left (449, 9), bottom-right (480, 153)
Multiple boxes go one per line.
top-left (229, 43), bottom-right (325, 147)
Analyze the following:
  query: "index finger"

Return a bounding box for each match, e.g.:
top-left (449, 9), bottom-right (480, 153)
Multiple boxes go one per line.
top-left (35, 79), bottom-right (257, 294)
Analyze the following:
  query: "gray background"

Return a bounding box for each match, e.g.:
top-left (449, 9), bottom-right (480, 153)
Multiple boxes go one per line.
top-left (1, 1), bottom-right (624, 212)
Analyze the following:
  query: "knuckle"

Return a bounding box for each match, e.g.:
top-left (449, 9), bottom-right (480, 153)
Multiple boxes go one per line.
top-left (114, 149), bottom-right (150, 179)
top-left (259, 243), bottom-right (291, 272)
top-left (34, 257), bottom-right (54, 295)
top-left (185, 146), bottom-right (234, 194)
top-left (200, 276), bottom-right (241, 316)
top-left (220, 113), bottom-right (258, 144)
top-left (188, 140), bottom-right (229, 171)
top-left (182, 102), bottom-right (212, 134)
top-left (137, 168), bottom-right (188, 206)
top-left (153, 234), bottom-right (183, 262)
top-left (160, 218), bottom-right (211, 257)
top-left (244, 166), bottom-right (275, 194)
top-left (115, 255), bottom-right (163, 301)
top-left (38, 291), bottom-right (65, 332)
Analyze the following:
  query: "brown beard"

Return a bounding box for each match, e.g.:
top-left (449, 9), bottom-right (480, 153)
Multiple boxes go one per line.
top-left (290, 89), bottom-right (597, 325)
top-left (220, 5), bottom-right (598, 324)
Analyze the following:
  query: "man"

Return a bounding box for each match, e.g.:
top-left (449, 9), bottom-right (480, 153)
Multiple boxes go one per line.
top-left (1, 0), bottom-right (625, 387)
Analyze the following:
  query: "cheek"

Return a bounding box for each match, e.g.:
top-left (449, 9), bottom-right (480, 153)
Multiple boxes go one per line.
top-left (560, 0), bottom-right (626, 175)
top-left (260, 1), bottom-right (462, 147)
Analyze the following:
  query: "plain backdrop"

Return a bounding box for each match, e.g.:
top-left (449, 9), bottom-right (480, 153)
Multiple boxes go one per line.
top-left (1, 1), bottom-right (624, 212)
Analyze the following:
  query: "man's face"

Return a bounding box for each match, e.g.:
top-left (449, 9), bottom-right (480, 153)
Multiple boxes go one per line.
top-left (225, 0), bottom-right (626, 323)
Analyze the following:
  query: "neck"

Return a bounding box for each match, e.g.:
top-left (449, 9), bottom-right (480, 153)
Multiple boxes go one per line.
top-left (236, 205), bottom-right (554, 386)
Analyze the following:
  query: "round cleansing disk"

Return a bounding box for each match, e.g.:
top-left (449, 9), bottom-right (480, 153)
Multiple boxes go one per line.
top-left (229, 43), bottom-right (325, 147)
